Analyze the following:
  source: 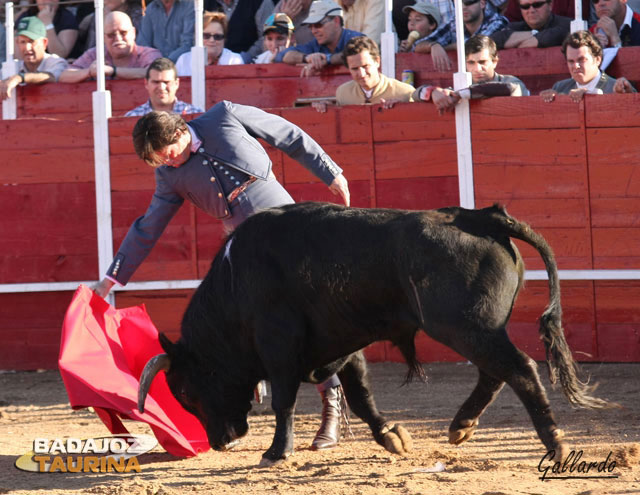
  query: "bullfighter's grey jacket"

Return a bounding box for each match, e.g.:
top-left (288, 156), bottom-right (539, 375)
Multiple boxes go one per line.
top-left (106, 100), bottom-right (343, 285)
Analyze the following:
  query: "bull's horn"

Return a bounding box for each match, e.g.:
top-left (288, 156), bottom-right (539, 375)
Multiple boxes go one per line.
top-left (137, 353), bottom-right (170, 413)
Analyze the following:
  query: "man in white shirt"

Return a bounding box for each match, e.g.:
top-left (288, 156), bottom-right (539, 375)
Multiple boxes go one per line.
top-left (540, 30), bottom-right (635, 103)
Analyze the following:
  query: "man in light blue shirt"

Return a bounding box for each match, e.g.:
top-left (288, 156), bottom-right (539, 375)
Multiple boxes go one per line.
top-left (275, 0), bottom-right (363, 75)
top-left (136, 0), bottom-right (195, 62)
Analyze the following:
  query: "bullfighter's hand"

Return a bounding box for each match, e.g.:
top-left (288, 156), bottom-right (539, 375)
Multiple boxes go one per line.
top-left (430, 43), bottom-right (452, 72)
top-left (614, 77), bottom-right (634, 94)
top-left (568, 87), bottom-right (587, 103)
top-left (93, 278), bottom-right (115, 298)
top-left (329, 174), bottom-right (350, 207)
top-left (540, 89), bottom-right (557, 103)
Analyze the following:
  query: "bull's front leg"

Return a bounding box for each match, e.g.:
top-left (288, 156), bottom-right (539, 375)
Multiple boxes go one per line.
top-left (259, 379), bottom-right (300, 467)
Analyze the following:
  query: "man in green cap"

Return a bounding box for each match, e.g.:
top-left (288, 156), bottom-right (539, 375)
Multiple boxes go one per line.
top-left (0, 16), bottom-right (68, 101)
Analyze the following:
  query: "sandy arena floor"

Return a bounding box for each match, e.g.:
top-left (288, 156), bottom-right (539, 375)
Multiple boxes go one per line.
top-left (1, 362), bottom-right (639, 495)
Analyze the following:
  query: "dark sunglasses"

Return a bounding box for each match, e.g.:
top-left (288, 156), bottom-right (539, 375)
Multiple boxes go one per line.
top-left (462, 0), bottom-right (481, 5)
top-left (519, 0), bottom-right (549, 9)
top-left (203, 33), bottom-right (225, 41)
top-left (308, 17), bottom-right (333, 29)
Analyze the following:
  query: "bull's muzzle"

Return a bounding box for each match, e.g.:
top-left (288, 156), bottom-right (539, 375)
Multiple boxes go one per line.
top-left (137, 353), bottom-right (171, 413)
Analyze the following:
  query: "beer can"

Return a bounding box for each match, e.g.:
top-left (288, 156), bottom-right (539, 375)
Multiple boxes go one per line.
top-left (401, 69), bottom-right (415, 87)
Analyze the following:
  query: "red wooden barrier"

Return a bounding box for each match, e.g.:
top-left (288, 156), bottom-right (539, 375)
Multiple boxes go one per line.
top-left (2, 95), bottom-right (640, 369)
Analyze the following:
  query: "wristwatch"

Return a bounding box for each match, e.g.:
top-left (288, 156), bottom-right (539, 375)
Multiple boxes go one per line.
top-left (326, 53), bottom-right (332, 65)
top-left (45, 23), bottom-right (55, 31)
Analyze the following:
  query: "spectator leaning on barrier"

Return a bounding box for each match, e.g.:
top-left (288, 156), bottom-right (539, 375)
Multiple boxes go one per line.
top-left (59, 12), bottom-right (163, 83)
top-left (490, 0), bottom-right (571, 49)
top-left (312, 35), bottom-right (415, 112)
top-left (414, 0), bottom-right (508, 72)
top-left (590, 0), bottom-right (640, 47)
top-left (204, 0), bottom-right (276, 63)
top-left (276, 0), bottom-right (364, 76)
top-left (273, 0), bottom-right (315, 44)
top-left (540, 30), bottom-right (636, 102)
top-left (0, 16), bottom-right (68, 101)
top-left (413, 34), bottom-right (529, 115)
top-left (175, 12), bottom-right (244, 76)
top-left (18, 0), bottom-right (78, 59)
top-left (254, 13), bottom-right (295, 63)
top-left (125, 58), bottom-right (204, 116)
top-left (137, 0), bottom-right (195, 62)
top-left (399, 1), bottom-right (442, 52)
top-left (338, 0), bottom-right (385, 45)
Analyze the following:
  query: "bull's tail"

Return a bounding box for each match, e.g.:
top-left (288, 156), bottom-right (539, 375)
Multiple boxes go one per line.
top-left (487, 205), bottom-right (612, 409)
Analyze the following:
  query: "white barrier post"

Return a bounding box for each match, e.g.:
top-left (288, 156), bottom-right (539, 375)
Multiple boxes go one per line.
top-left (2, 2), bottom-right (17, 120)
top-left (191, 0), bottom-right (206, 110)
top-left (452, 0), bottom-right (474, 209)
top-left (380, 0), bottom-right (396, 78)
top-left (571, 0), bottom-right (588, 32)
top-left (92, 0), bottom-right (115, 305)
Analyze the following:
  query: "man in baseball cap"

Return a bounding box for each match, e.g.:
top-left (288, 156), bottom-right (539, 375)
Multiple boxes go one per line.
top-left (255, 13), bottom-right (295, 63)
top-left (275, 0), bottom-right (364, 76)
top-left (0, 16), bottom-right (68, 101)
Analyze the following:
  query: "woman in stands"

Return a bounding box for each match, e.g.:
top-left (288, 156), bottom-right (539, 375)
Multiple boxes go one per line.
top-left (175, 11), bottom-right (244, 76)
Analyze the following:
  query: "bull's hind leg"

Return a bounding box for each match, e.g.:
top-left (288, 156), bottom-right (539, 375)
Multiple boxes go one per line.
top-left (449, 371), bottom-right (504, 445)
top-left (458, 330), bottom-right (566, 457)
top-left (338, 351), bottom-right (412, 455)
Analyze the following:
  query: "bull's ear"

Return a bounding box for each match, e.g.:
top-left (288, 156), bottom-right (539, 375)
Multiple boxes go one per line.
top-left (158, 333), bottom-right (176, 356)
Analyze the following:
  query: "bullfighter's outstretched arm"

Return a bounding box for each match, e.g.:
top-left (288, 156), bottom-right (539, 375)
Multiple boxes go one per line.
top-left (227, 102), bottom-right (350, 205)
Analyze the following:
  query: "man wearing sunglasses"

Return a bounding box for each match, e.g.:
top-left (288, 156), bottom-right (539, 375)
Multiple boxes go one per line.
top-left (490, 0), bottom-right (571, 49)
top-left (413, 0), bottom-right (508, 72)
top-left (60, 12), bottom-right (163, 83)
top-left (276, 0), bottom-right (363, 76)
top-left (590, 0), bottom-right (640, 47)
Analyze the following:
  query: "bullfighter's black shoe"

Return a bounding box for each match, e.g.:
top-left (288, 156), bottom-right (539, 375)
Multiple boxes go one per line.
top-left (311, 385), bottom-right (344, 450)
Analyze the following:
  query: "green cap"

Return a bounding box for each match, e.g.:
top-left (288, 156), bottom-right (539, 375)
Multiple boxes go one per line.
top-left (16, 16), bottom-right (47, 41)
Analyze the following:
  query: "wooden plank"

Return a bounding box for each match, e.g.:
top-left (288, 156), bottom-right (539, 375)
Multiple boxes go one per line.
top-left (590, 198), bottom-right (640, 227)
top-left (474, 198), bottom-right (589, 228)
top-left (374, 139), bottom-right (458, 180)
top-left (473, 129), bottom-right (585, 166)
top-left (375, 176), bottom-right (459, 210)
top-left (589, 164), bottom-right (640, 198)
top-left (471, 97), bottom-right (581, 130)
top-left (475, 164), bottom-right (587, 199)
top-left (0, 119), bottom-right (94, 149)
top-left (280, 106), bottom-right (338, 144)
top-left (0, 149), bottom-right (94, 184)
top-left (587, 128), bottom-right (640, 197)
top-left (110, 155), bottom-right (156, 191)
top-left (605, 46), bottom-right (640, 82)
top-left (594, 282), bottom-right (640, 361)
top-left (335, 106), bottom-right (372, 144)
top-left (584, 94), bottom-right (640, 128)
top-left (372, 102), bottom-right (456, 141)
top-left (592, 228), bottom-right (640, 269)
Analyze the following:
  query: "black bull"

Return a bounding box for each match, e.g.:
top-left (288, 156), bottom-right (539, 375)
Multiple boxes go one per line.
top-left (138, 202), bottom-right (610, 465)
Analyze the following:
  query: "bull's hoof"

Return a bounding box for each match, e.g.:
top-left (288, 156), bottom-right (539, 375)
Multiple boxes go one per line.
top-left (380, 423), bottom-right (412, 456)
top-left (258, 455), bottom-right (288, 468)
top-left (448, 418), bottom-right (479, 445)
top-left (545, 429), bottom-right (569, 462)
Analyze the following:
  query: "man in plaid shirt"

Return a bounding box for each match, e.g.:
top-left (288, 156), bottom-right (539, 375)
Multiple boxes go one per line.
top-left (126, 57), bottom-right (203, 117)
top-left (414, 0), bottom-right (508, 71)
